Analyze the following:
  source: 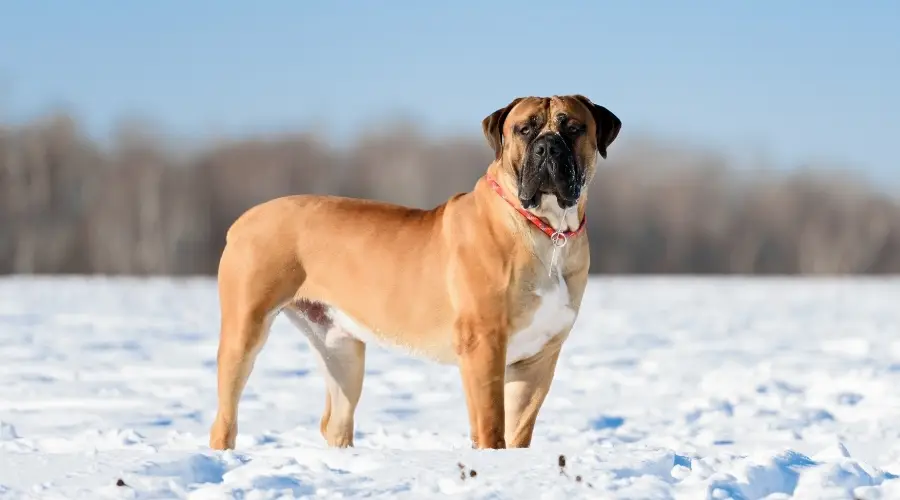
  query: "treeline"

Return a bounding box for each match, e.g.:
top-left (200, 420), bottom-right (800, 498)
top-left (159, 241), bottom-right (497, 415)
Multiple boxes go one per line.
top-left (1, 111), bottom-right (898, 275)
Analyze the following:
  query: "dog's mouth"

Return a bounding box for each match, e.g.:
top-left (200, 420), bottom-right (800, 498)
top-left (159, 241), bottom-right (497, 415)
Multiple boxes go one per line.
top-left (517, 189), bottom-right (579, 210)
top-left (517, 162), bottom-right (581, 210)
top-left (519, 191), bottom-right (541, 210)
top-left (518, 175), bottom-right (581, 210)
top-left (517, 132), bottom-right (582, 210)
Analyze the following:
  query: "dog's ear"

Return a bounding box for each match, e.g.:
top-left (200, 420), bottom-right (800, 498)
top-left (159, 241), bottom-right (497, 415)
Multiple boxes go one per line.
top-left (573, 95), bottom-right (622, 159)
top-left (481, 97), bottom-right (524, 160)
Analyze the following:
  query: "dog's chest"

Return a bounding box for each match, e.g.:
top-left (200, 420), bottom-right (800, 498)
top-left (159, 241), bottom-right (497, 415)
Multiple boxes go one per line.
top-left (506, 273), bottom-right (577, 365)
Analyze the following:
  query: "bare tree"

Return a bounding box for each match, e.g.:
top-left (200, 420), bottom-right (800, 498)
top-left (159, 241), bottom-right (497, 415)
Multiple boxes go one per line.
top-left (1, 110), bottom-right (898, 276)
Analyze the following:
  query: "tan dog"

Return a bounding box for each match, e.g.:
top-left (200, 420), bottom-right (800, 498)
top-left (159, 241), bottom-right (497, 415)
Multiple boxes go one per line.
top-left (209, 94), bottom-right (621, 451)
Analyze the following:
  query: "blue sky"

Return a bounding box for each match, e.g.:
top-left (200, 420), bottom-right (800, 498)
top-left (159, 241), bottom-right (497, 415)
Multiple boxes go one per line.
top-left (1, 1), bottom-right (898, 185)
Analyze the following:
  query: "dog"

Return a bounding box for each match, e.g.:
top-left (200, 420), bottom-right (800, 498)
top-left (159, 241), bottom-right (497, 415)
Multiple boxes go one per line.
top-left (208, 94), bottom-right (621, 450)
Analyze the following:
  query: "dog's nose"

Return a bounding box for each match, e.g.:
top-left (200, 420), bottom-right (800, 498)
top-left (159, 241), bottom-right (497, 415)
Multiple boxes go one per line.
top-left (532, 134), bottom-right (564, 159)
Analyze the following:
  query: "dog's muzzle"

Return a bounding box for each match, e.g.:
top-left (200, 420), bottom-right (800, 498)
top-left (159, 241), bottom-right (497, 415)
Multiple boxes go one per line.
top-left (519, 133), bottom-right (581, 209)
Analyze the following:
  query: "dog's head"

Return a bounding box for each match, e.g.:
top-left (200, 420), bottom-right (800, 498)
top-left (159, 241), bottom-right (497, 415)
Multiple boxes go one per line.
top-left (482, 95), bottom-right (621, 214)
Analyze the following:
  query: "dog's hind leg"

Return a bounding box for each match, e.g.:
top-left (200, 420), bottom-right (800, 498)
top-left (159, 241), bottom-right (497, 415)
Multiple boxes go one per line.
top-left (311, 332), bottom-right (365, 448)
top-left (209, 308), bottom-right (275, 450)
top-left (209, 243), bottom-right (296, 450)
top-left (283, 304), bottom-right (366, 448)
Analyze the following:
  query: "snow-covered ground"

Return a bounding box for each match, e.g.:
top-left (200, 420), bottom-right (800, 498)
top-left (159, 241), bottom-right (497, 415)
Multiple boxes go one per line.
top-left (1, 276), bottom-right (900, 499)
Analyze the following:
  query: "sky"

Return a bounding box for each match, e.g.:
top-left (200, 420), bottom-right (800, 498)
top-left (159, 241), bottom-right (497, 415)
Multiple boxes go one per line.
top-left (1, 1), bottom-right (898, 186)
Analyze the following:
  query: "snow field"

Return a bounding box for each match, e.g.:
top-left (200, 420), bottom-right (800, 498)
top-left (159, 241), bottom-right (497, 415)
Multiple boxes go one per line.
top-left (1, 276), bottom-right (900, 499)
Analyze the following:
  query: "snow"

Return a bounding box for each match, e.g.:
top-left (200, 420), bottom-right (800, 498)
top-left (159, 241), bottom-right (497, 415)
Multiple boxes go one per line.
top-left (1, 276), bottom-right (900, 499)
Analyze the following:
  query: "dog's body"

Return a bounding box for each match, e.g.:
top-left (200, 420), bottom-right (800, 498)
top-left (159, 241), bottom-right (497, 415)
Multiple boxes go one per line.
top-left (209, 95), bottom-right (621, 450)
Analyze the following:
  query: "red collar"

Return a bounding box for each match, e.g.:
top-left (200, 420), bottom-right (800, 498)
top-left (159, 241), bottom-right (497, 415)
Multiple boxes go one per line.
top-left (485, 174), bottom-right (587, 243)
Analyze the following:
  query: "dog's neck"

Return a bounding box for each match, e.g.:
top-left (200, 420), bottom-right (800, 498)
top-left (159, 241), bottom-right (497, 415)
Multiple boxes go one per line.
top-left (528, 193), bottom-right (582, 234)
top-left (482, 164), bottom-right (587, 235)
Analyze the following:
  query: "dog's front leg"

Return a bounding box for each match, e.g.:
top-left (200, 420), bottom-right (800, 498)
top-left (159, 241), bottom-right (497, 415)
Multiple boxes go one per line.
top-left (502, 335), bottom-right (565, 448)
top-left (455, 317), bottom-right (508, 449)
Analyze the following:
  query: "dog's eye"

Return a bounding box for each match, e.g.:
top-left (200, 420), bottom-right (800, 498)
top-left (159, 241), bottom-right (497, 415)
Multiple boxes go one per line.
top-left (518, 126), bottom-right (532, 136)
top-left (567, 124), bottom-right (584, 135)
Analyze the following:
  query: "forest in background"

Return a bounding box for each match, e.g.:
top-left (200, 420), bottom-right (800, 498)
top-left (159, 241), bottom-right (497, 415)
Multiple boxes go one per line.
top-left (2, 111), bottom-right (899, 275)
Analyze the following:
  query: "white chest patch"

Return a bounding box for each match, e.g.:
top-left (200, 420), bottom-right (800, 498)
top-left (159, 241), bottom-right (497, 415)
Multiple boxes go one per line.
top-left (532, 193), bottom-right (582, 233)
top-left (506, 272), bottom-right (577, 365)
